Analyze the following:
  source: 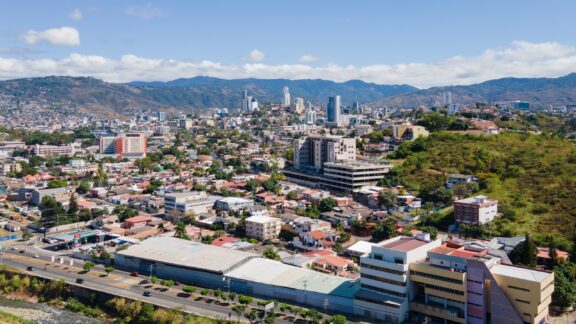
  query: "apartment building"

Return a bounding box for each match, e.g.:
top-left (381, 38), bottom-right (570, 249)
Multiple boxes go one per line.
top-left (245, 215), bottom-right (281, 240)
top-left (454, 195), bottom-right (498, 225)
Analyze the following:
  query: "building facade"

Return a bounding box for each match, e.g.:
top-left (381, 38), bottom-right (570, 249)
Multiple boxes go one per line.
top-left (326, 95), bottom-right (341, 127)
top-left (454, 195), bottom-right (498, 225)
top-left (245, 215), bottom-right (281, 240)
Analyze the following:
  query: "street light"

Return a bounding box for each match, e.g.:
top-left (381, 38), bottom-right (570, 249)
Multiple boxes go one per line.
top-left (148, 263), bottom-right (156, 282)
top-left (222, 276), bottom-right (231, 294)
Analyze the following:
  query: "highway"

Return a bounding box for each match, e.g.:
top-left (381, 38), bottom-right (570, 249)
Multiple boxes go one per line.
top-left (0, 251), bottom-right (292, 323)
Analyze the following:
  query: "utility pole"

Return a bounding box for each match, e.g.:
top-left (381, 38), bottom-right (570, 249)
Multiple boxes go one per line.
top-left (148, 264), bottom-right (156, 282)
top-left (303, 280), bottom-right (308, 304)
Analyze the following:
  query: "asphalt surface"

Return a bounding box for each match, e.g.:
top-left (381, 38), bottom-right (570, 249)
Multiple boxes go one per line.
top-left (0, 250), bottom-right (295, 323)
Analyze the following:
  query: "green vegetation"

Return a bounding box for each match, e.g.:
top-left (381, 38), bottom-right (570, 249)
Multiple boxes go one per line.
top-left (0, 310), bottom-right (34, 324)
top-left (388, 132), bottom-right (576, 243)
top-left (83, 261), bottom-right (95, 272)
top-left (263, 248), bottom-right (280, 261)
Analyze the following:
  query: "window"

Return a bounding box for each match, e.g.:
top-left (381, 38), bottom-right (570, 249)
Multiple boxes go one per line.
top-left (515, 299), bottom-right (530, 304)
top-left (410, 270), bottom-right (463, 285)
top-left (508, 285), bottom-right (530, 292)
top-left (362, 273), bottom-right (406, 286)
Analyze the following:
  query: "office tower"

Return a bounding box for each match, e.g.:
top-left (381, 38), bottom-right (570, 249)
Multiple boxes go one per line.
top-left (282, 86), bottom-right (291, 107)
top-left (327, 95), bottom-right (341, 126)
top-left (305, 109), bottom-right (317, 124)
top-left (353, 101), bottom-right (359, 112)
top-left (292, 97), bottom-right (305, 114)
top-left (442, 92), bottom-right (452, 107)
top-left (157, 111), bottom-right (166, 121)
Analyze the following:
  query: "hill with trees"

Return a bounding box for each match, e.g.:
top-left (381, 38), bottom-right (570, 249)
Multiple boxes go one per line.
top-left (387, 131), bottom-right (576, 247)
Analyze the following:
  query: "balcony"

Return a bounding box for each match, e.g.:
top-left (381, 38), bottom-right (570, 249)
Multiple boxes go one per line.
top-left (410, 301), bottom-right (466, 324)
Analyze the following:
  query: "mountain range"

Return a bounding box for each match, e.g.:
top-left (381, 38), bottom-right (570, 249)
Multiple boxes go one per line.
top-left (0, 73), bottom-right (575, 116)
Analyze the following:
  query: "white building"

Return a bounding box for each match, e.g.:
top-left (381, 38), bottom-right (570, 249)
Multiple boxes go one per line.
top-left (214, 197), bottom-right (254, 212)
top-left (245, 215), bottom-right (281, 240)
top-left (454, 195), bottom-right (498, 225)
top-left (282, 86), bottom-right (291, 107)
top-left (293, 135), bottom-right (356, 172)
top-left (291, 97), bottom-right (305, 114)
top-left (356, 236), bottom-right (441, 323)
top-left (305, 109), bottom-right (317, 124)
top-left (164, 192), bottom-right (218, 219)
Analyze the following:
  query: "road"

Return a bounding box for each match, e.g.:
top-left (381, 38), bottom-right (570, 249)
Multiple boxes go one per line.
top-left (0, 251), bottom-right (294, 323)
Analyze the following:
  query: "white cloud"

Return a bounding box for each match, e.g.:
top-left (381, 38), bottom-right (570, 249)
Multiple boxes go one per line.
top-left (69, 9), bottom-right (83, 21)
top-left (1, 41), bottom-right (576, 87)
top-left (248, 49), bottom-right (266, 62)
top-left (23, 27), bottom-right (80, 46)
top-left (125, 4), bottom-right (164, 20)
top-left (299, 54), bottom-right (319, 63)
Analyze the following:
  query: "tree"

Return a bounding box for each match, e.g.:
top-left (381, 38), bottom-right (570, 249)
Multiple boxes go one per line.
top-left (135, 303), bottom-right (154, 323)
top-left (67, 194), bottom-right (78, 215)
top-left (510, 233), bottom-right (538, 267)
top-left (245, 179), bottom-right (259, 192)
top-left (232, 305), bottom-right (246, 322)
top-left (47, 179), bottom-right (67, 189)
top-left (378, 191), bottom-right (398, 210)
top-left (173, 221), bottom-right (190, 240)
top-left (104, 266), bottom-right (114, 276)
top-left (238, 294), bottom-right (253, 305)
top-left (83, 261), bottom-right (95, 272)
top-left (150, 276), bottom-right (158, 284)
top-left (40, 196), bottom-right (65, 229)
top-left (287, 190), bottom-right (298, 200)
top-left (164, 280), bottom-right (174, 289)
top-left (134, 157), bottom-right (152, 174)
top-left (548, 236), bottom-right (558, 269)
top-left (373, 218), bottom-right (397, 241)
top-left (552, 261), bottom-right (576, 308)
top-left (319, 198), bottom-right (337, 212)
top-left (22, 231), bottom-right (32, 241)
top-left (76, 180), bottom-right (90, 194)
top-left (182, 285), bottom-right (196, 294)
top-left (331, 315), bottom-right (347, 324)
top-left (93, 162), bottom-right (108, 187)
top-left (263, 248), bottom-right (280, 261)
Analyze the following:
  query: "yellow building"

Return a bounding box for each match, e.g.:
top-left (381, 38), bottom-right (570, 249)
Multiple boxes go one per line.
top-left (491, 264), bottom-right (554, 324)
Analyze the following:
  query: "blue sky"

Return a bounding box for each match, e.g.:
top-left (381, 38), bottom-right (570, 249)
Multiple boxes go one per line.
top-left (1, 0), bottom-right (575, 87)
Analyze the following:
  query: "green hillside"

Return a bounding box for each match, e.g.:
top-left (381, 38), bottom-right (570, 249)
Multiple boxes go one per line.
top-left (388, 132), bottom-right (576, 245)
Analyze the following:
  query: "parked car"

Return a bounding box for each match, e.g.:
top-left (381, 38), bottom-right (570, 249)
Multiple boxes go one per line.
top-left (130, 272), bottom-right (139, 277)
top-left (26, 266), bottom-right (33, 271)
top-left (143, 291), bottom-right (151, 297)
top-left (76, 278), bottom-right (84, 284)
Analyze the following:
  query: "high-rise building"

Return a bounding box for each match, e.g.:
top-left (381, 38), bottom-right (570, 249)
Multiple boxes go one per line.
top-left (305, 109), bottom-right (317, 124)
top-left (293, 135), bottom-right (356, 172)
top-left (327, 95), bottom-right (341, 126)
top-left (99, 133), bottom-right (147, 157)
top-left (157, 111), bottom-right (166, 121)
top-left (442, 92), bottom-right (452, 106)
top-left (291, 97), bottom-right (305, 114)
top-left (282, 86), bottom-right (291, 107)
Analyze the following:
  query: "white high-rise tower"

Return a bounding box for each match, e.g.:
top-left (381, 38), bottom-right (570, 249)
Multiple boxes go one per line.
top-left (282, 86), bottom-right (291, 107)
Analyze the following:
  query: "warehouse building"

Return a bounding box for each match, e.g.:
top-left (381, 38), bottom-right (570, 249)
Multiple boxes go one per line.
top-left (115, 237), bottom-right (359, 314)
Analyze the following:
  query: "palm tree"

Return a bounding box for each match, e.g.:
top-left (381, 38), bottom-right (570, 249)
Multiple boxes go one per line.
top-left (174, 221), bottom-right (190, 240)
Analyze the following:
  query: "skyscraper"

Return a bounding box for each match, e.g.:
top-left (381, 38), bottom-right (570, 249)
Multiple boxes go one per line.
top-left (442, 91), bottom-right (452, 106)
top-left (292, 97), bottom-right (305, 114)
top-left (282, 86), bottom-right (291, 107)
top-left (326, 95), bottom-right (341, 126)
top-left (157, 111), bottom-right (166, 121)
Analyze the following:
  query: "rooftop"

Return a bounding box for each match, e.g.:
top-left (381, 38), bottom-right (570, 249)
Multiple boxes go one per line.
top-left (246, 215), bottom-right (279, 224)
top-left (490, 264), bottom-right (552, 283)
top-left (227, 257), bottom-right (359, 298)
top-left (377, 236), bottom-right (429, 252)
top-left (116, 236), bottom-right (258, 274)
